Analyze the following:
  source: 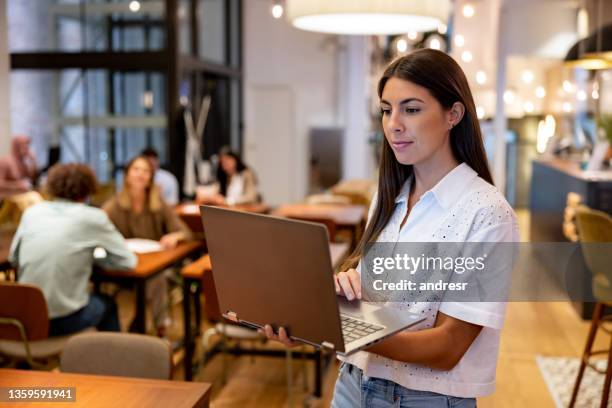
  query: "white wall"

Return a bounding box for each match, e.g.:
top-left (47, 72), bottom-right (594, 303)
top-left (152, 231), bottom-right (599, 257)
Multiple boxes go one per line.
top-left (243, 0), bottom-right (339, 204)
top-left (0, 0), bottom-right (10, 155)
top-left (340, 36), bottom-right (374, 181)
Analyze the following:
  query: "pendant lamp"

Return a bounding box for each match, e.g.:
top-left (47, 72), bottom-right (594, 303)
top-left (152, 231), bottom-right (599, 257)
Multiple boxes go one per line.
top-left (286, 0), bottom-right (451, 35)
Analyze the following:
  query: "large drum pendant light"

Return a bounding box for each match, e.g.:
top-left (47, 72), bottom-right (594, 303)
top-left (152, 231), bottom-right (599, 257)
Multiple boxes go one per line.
top-left (286, 0), bottom-right (451, 35)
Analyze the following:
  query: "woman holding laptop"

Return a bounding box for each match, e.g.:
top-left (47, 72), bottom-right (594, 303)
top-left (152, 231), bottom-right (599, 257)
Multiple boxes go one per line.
top-left (264, 49), bottom-right (518, 407)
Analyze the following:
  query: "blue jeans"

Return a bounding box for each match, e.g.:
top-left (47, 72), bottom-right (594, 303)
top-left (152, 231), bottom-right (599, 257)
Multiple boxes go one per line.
top-left (49, 294), bottom-right (120, 336)
top-left (331, 362), bottom-right (477, 408)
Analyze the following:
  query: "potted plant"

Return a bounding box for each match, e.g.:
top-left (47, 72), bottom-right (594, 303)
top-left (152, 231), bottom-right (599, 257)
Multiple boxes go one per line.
top-left (596, 114), bottom-right (612, 164)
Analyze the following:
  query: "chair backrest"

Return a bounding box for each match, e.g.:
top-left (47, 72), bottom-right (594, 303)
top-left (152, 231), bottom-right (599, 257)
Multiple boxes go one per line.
top-left (0, 191), bottom-right (43, 227)
top-left (575, 205), bottom-right (612, 282)
top-left (285, 216), bottom-right (337, 242)
top-left (200, 259), bottom-right (222, 322)
top-left (60, 332), bottom-right (172, 380)
top-left (0, 282), bottom-right (49, 341)
top-left (89, 182), bottom-right (116, 208)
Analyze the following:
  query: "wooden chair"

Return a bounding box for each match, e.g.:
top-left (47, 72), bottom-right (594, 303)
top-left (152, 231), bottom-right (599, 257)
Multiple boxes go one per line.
top-left (0, 191), bottom-right (43, 227)
top-left (61, 332), bottom-right (172, 380)
top-left (569, 205), bottom-right (612, 408)
top-left (182, 255), bottom-right (306, 405)
top-left (0, 282), bottom-right (90, 369)
top-left (89, 182), bottom-right (116, 208)
top-left (305, 193), bottom-right (351, 206)
top-left (284, 215), bottom-right (337, 242)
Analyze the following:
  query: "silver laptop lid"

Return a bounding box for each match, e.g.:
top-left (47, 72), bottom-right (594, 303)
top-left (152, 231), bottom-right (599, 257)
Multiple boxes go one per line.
top-left (200, 205), bottom-right (345, 352)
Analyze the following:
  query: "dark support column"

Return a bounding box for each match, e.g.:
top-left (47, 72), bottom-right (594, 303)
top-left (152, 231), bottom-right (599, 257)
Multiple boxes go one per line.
top-left (132, 281), bottom-right (147, 333)
top-left (165, 0), bottom-right (184, 189)
top-left (183, 278), bottom-right (194, 381)
top-left (314, 349), bottom-right (322, 397)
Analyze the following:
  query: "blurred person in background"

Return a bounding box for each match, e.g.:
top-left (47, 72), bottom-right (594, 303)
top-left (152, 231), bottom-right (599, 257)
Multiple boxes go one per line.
top-left (103, 155), bottom-right (191, 335)
top-left (196, 146), bottom-right (260, 206)
top-left (141, 147), bottom-right (179, 205)
top-left (9, 163), bottom-right (136, 336)
top-left (0, 135), bottom-right (37, 199)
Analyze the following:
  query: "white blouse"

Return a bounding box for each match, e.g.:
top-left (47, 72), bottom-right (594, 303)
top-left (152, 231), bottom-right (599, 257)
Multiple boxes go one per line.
top-left (343, 163), bottom-right (519, 398)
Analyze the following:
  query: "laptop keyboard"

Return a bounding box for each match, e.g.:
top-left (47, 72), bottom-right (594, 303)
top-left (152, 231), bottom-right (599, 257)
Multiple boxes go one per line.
top-left (341, 314), bottom-right (384, 344)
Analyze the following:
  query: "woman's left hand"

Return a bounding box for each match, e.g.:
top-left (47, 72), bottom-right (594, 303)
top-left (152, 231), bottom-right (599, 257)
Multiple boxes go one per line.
top-left (160, 233), bottom-right (181, 249)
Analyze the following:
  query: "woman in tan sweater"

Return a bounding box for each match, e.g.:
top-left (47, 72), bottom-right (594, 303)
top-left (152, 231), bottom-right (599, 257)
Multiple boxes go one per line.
top-left (104, 155), bottom-right (191, 335)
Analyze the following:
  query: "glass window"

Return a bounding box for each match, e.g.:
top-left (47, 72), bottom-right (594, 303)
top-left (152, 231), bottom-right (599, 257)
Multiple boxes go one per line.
top-left (197, 0), bottom-right (226, 64)
top-left (178, 0), bottom-right (192, 55)
top-left (228, 0), bottom-right (240, 67)
top-left (10, 69), bottom-right (167, 182)
top-left (8, 0), bottom-right (166, 53)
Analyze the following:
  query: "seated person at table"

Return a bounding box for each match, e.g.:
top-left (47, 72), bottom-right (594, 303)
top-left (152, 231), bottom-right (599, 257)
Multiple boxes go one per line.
top-left (141, 147), bottom-right (179, 205)
top-left (0, 135), bottom-right (37, 199)
top-left (103, 155), bottom-right (191, 335)
top-left (9, 163), bottom-right (136, 336)
top-left (196, 147), bottom-right (260, 206)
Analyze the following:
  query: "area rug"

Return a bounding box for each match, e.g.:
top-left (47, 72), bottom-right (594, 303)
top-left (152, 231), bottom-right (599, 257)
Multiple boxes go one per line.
top-left (536, 355), bottom-right (610, 407)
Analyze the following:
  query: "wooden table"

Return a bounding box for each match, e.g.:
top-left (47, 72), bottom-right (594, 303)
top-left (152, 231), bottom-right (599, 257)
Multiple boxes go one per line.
top-left (272, 203), bottom-right (366, 249)
top-left (180, 242), bottom-right (350, 387)
top-left (175, 202), bottom-right (270, 233)
top-left (0, 369), bottom-right (211, 407)
top-left (95, 241), bottom-right (203, 333)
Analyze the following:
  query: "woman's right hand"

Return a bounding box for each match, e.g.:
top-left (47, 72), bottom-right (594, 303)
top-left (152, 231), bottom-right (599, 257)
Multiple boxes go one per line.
top-left (334, 268), bottom-right (362, 301)
top-left (258, 325), bottom-right (301, 348)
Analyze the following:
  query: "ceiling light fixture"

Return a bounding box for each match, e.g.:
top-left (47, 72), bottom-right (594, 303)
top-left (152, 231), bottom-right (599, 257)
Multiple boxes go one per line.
top-left (521, 70), bottom-right (534, 84)
top-left (462, 4), bottom-right (475, 18)
top-left (272, 2), bottom-right (284, 19)
top-left (535, 86), bottom-right (546, 99)
top-left (286, 0), bottom-right (451, 35)
top-left (129, 0), bottom-right (141, 12)
top-left (454, 34), bottom-right (465, 47)
top-left (476, 106), bottom-right (485, 119)
top-left (396, 38), bottom-right (408, 53)
top-left (564, 0), bottom-right (612, 70)
top-left (562, 102), bottom-right (573, 113)
top-left (476, 70), bottom-right (486, 85)
top-left (461, 50), bottom-right (473, 63)
top-left (428, 37), bottom-right (442, 50)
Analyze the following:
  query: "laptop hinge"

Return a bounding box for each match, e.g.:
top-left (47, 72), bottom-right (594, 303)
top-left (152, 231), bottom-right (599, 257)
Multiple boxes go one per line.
top-left (223, 311), bottom-right (239, 323)
top-left (321, 341), bottom-right (335, 350)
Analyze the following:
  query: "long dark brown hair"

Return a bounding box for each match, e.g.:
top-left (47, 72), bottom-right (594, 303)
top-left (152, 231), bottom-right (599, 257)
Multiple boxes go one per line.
top-left (119, 155), bottom-right (162, 211)
top-left (341, 48), bottom-right (493, 271)
top-left (216, 148), bottom-right (249, 196)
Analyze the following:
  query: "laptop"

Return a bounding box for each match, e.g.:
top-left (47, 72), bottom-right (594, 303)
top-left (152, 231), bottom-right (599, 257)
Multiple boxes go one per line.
top-left (200, 205), bottom-right (424, 356)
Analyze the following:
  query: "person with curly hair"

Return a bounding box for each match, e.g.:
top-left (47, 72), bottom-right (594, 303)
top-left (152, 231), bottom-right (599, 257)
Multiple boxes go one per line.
top-left (9, 163), bottom-right (136, 336)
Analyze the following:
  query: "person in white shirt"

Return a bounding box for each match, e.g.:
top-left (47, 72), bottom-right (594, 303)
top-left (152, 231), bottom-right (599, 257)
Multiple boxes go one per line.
top-left (196, 146), bottom-right (260, 206)
top-left (141, 148), bottom-right (179, 205)
top-left (10, 163), bottom-right (136, 336)
top-left (263, 49), bottom-right (519, 407)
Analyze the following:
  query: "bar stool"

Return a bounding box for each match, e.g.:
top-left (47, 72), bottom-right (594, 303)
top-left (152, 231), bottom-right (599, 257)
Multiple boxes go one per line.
top-left (569, 205), bottom-right (612, 408)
